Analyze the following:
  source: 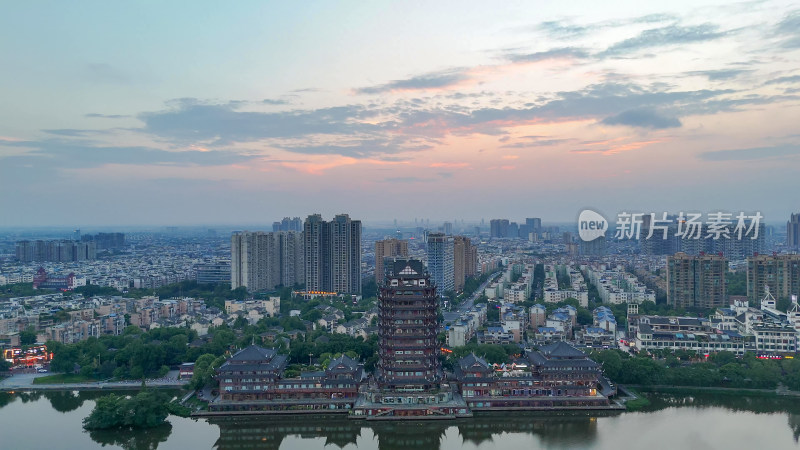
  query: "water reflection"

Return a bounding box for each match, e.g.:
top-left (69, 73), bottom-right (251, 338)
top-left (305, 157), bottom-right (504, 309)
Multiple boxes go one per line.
top-left (644, 392), bottom-right (800, 415)
top-left (209, 413), bottom-right (602, 450)
top-left (45, 391), bottom-right (88, 413)
top-left (1, 390), bottom-right (799, 449)
top-left (644, 392), bottom-right (800, 442)
top-left (0, 391), bottom-right (14, 409)
top-left (88, 424), bottom-right (172, 450)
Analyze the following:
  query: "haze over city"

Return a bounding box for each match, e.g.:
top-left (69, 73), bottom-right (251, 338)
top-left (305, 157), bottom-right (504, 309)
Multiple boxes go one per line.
top-left (7, 3), bottom-right (800, 449)
top-left (1, 1), bottom-right (799, 227)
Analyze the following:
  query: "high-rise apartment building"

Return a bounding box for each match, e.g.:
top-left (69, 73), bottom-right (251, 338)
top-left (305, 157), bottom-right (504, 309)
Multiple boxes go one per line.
top-left (426, 232), bottom-right (454, 293)
top-left (81, 232), bottom-right (125, 250)
top-left (747, 254), bottom-right (800, 302)
top-left (15, 240), bottom-right (96, 262)
top-left (639, 214), bottom-right (679, 255)
top-left (443, 222), bottom-right (453, 235)
top-left (526, 218), bottom-right (542, 234)
top-left (277, 231), bottom-right (305, 288)
top-left (508, 222), bottom-right (519, 239)
top-left (231, 231), bottom-right (304, 292)
top-left (788, 213), bottom-right (800, 248)
top-left (272, 217), bottom-right (303, 232)
top-left (453, 236), bottom-right (477, 292)
top-left (490, 219), bottom-right (509, 238)
top-left (304, 214), bottom-right (362, 294)
top-left (714, 226), bottom-right (764, 260)
top-left (580, 237), bottom-right (606, 256)
top-left (375, 238), bottom-right (409, 284)
top-left (667, 252), bottom-right (728, 309)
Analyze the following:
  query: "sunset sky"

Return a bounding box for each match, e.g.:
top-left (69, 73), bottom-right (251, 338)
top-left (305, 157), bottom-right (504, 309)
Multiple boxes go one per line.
top-left (1, 1), bottom-right (798, 227)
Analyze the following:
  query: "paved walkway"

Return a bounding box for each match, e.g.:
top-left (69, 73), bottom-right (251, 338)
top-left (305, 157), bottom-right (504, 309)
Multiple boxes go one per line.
top-left (0, 371), bottom-right (188, 391)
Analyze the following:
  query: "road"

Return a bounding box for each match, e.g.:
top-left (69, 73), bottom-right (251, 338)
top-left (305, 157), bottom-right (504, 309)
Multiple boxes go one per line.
top-left (442, 271), bottom-right (501, 327)
top-left (457, 270), bottom-right (501, 313)
top-left (0, 370), bottom-right (187, 391)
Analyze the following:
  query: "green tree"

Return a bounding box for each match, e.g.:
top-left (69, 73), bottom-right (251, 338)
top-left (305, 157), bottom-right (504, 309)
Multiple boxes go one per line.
top-left (189, 353), bottom-right (224, 390)
top-left (19, 327), bottom-right (37, 345)
top-left (83, 390), bottom-right (171, 430)
top-left (576, 308), bottom-right (593, 326)
top-left (487, 305), bottom-right (500, 322)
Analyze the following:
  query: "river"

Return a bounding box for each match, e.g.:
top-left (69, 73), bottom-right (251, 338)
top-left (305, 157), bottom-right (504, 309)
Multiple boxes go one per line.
top-left (1, 390), bottom-right (799, 449)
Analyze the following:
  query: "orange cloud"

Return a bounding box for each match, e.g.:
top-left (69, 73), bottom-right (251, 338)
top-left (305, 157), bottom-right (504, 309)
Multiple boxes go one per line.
top-left (429, 162), bottom-right (470, 168)
top-left (274, 156), bottom-right (407, 175)
top-left (572, 138), bottom-right (667, 155)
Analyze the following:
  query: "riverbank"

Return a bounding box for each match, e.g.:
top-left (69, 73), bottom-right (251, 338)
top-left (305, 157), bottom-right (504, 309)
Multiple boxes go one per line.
top-left (0, 372), bottom-right (188, 392)
top-left (623, 384), bottom-right (800, 398)
top-left (191, 402), bottom-right (624, 419)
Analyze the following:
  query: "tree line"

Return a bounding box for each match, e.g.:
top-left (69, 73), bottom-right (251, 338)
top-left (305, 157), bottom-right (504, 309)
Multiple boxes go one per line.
top-left (592, 349), bottom-right (800, 390)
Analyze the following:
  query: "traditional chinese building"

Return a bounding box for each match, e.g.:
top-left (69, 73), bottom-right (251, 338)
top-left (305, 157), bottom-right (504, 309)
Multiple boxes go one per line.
top-left (212, 346), bottom-right (365, 412)
top-left (453, 341), bottom-right (610, 410)
top-left (353, 257), bottom-right (470, 418)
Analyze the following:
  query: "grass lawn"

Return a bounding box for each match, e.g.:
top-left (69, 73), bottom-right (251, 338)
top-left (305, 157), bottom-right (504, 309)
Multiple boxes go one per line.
top-left (32, 373), bottom-right (94, 384)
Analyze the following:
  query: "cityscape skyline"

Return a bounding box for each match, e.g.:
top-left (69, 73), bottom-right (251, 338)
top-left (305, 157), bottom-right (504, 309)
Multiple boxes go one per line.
top-left (5, 1), bottom-right (800, 444)
top-left (1, 1), bottom-right (799, 227)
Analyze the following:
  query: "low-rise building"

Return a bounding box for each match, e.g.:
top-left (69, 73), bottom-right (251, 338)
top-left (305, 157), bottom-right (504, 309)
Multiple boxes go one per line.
top-left (453, 342), bottom-right (609, 410)
top-left (212, 346), bottom-right (365, 412)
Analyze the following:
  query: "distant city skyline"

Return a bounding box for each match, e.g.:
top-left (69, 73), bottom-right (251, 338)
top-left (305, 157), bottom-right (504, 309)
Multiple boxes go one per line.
top-left (1, 1), bottom-right (799, 226)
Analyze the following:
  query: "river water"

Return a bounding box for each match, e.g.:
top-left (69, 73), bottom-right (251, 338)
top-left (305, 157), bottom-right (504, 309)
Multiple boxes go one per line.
top-left (1, 390), bottom-right (799, 449)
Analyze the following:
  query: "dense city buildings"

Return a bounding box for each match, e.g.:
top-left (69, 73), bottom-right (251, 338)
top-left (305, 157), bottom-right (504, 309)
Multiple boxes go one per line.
top-left (15, 240), bottom-right (97, 262)
top-left (584, 264), bottom-right (654, 305)
top-left (580, 236), bottom-right (606, 256)
top-left (660, 222), bottom-right (764, 260)
top-left (304, 214), bottom-right (362, 295)
top-left (747, 254), bottom-right (800, 303)
top-left (231, 231), bottom-right (304, 292)
top-left (81, 232), bottom-right (126, 250)
top-left (519, 217), bottom-right (541, 240)
top-left (544, 264), bottom-right (589, 306)
top-left (374, 238), bottom-right (409, 284)
top-left (639, 214), bottom-right (679, 256)
top-left (426, 233), bottom-right (454, 293)
top-left (667, 252), bottom-right (728, 309)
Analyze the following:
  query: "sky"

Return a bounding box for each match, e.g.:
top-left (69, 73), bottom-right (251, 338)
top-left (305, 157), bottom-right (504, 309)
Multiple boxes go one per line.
top-left (1, 0), bottom-right (799, 227)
